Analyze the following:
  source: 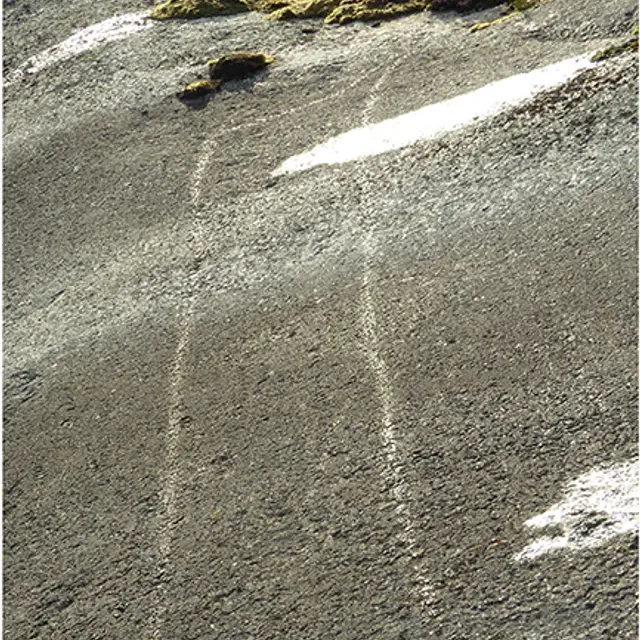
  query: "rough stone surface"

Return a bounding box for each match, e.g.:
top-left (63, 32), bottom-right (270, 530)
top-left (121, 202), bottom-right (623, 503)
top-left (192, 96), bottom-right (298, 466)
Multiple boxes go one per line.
top-left (4, 0), bottom-right (638, 638)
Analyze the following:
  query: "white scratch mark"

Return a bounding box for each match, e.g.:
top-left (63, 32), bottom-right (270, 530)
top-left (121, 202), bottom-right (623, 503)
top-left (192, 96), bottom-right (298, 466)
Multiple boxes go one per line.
top-left (359, 242), bottom-right (435, 608)
top-left (515, 460), bottom-right (639, 562)
top-left (5, 12), bottom-right (152, 87)
top-left (274, 54), bottom-right (598, 175)
top-left (357, 72), bottom-right (435, 612)
top-left (151, 139), bottom-right (215, 639)
top-left (150, 79), bottom-right (386, 631)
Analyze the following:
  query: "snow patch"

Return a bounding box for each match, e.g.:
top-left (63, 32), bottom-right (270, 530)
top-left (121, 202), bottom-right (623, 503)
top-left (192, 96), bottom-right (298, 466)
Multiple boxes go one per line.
top-left (515, 460), bottom-right (639, 562)
top-left (274, 54), bottom-right (598, 175)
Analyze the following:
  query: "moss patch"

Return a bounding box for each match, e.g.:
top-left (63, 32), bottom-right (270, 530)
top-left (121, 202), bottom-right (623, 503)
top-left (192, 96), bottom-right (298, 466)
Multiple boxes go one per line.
top-left (468, 12), bottom-right (514, 31)
top-left (257, 0), bottom-right (335, 20)
top-left (431, 0), bottom-right (500, 10)
top-left (264, 0), bottom-right (429, 24)
top-left (325, 0), bottom-right (430, 25)
top-left (591, 36), bottom-right (639, 62)
top-left (468, 0), bottom-right (542, 32)
top-left (153, 0), bottom-right (542, 26)
top-left (178, 51), bottom-right (274, 102)
top-left (177, 78), bottom-right (221, 100)
top-left (150, 0), bottom-right (250, 20)
top-left (208, 51), bottom-right (275, 80)
top-left (508, 0), bottom-right (539, 9)
top-left (432, 0), bottom-right (540, 12)
top-left (264, 0), bottom-right (541, 25)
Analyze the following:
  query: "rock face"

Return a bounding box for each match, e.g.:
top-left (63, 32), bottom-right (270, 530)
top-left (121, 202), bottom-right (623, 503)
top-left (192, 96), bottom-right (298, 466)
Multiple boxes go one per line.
top-left (208, 52), bottom-right (275, 82)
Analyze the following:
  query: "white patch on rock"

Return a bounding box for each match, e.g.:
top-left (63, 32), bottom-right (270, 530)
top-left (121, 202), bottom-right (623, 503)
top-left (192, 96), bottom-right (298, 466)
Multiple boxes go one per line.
top-left (5, 12), bottom-right (152, 86)
top-left (273, 54), bottom-right (598, 175)
top-left (515, 460), bottom-right (639, 562)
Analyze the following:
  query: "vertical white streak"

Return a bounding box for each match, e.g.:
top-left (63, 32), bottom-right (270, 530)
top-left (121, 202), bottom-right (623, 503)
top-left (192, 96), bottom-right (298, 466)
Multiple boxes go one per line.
top-left (357, 73), bottom-right (435, 611)
top-left (151, 139), bottom-right (215, 639)
top-left (149, 67), bottom-right (389, 636)
top-left (359, 242), bottom-right (435, 607)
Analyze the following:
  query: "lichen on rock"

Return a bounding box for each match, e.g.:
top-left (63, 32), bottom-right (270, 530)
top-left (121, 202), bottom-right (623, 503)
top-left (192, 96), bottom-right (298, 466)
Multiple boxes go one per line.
top-left (153, 0), bottom-right (543, 28)
top-left (264, 0), bottom-right (429, 24)
top-left (467, 0), bottom-right (542, 32)
top-left (263, 0), bottom-right (540, 25)
top-left (324, 0), bottom-right (431, 25)
top-left (432, 0), bottom-right (539, 12)
top-left (468, 12), bottom-right (514, 31)
top-left (150, 0), bottom-right (250, 20)
top-left (591, 37), bottom-right (638, 62)
top-left (177, 52), bottom-right (274, 102)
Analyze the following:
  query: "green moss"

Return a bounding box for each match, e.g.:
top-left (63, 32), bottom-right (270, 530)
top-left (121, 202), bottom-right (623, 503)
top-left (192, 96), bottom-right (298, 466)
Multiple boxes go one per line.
top-left (468, 12), bottom-right (514, 32)
top-left (208, 51), bottom-right (275, 81)
top-left (508, 0), bottom-right (539, 10)
top-left (177, 78), bottom-right (221, 100)
top-left (153, 0), bottom-right (547, 27)
top-left (469, 0), bottom-right (542, 32)
top-left (591, 36), bottom-right (638, 62)
top-left (264, 0), bottom-right (344, 21)
top-left (177, 52), bottom-right (273, 102)
top-left (264, 0), bottom-right (430, 23)
top-left (324, 0), bottom-right (430, 25)
top-left (150, 0), bottom-right (249, 20)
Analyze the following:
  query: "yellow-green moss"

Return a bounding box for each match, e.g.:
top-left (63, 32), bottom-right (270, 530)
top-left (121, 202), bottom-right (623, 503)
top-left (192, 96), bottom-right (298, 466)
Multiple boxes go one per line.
top-left (262, 0), bottom-right (343, 20)
top-left (151, 0), bottom-right (249, 20)
top-left (591, 36), bottom-right (638, 61)
top-left (508, 0), bottom-right (539, 10)
top-left (262, 0), bottom-right (428, 23)
top-left (469, 0), bottom-right (542, 32)
top-left (325, 0), bottom-right (430, 25)
top-left (177, 78), bottom-right (221, 99)
top-left (153, 0), bottom-right (552, 28)
top-left (469, 11), bottom-right (514, 32)
top-left (208, 51), bottom-right (275, 81)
